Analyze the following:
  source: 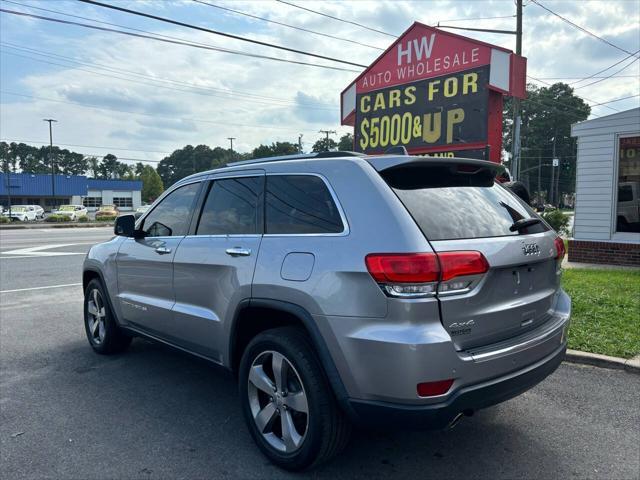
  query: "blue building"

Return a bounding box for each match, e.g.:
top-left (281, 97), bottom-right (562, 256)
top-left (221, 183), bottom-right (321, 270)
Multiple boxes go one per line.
top-left (0, 172), bottom-right (142, 211)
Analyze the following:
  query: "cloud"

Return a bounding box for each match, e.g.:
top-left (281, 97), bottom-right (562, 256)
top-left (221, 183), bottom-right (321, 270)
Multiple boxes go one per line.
top-left (292, 91), bottom-right (337, 124)
top-left (1, 0), bottom-right (638, 165)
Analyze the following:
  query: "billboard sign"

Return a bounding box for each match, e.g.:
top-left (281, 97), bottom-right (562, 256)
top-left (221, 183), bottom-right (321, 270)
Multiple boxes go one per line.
top-left (341, 22), bottom-right (527, 162)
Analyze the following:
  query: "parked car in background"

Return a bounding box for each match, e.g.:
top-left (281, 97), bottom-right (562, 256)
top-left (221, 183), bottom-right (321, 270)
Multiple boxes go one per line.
top-left (28, 205), bottom-right (45, 219)
top-left (2, 205), bottom-right (38, 222)
top-left (55, 205), bottom-right (88, 221)
top-left (134, 204), bottom-right (150, 218)
top-left (83, 152), bottom-right (571, 470)
top-left (95, 204), bottom-right (119, 220)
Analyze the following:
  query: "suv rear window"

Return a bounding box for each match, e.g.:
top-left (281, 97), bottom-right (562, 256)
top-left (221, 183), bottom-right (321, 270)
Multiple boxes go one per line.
top-left (383, 165), bottom-right (548, 241)
top-left (266, 175), bottom-right (344, 234)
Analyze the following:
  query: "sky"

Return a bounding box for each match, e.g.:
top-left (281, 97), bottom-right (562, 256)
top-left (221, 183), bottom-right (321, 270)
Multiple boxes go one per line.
top-left (0, 0), bottom-right (639, 166)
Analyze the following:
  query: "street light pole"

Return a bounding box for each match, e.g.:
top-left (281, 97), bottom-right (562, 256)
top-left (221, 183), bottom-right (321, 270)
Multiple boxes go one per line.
top-left (43, 118), bottom-right (58, 209)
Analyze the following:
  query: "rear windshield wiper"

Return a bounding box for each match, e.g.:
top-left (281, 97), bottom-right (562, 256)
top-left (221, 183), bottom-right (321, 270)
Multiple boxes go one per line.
top-left (509, 217), bottom-right (542, 232)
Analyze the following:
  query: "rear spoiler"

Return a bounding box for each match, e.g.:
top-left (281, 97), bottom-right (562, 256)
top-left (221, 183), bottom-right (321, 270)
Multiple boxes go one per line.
top-left (366, 155), bottom-right (506, 175)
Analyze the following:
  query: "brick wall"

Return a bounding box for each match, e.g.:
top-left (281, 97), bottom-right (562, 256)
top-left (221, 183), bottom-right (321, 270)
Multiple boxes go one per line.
top-left (568, 240), bottom-right (640, 266)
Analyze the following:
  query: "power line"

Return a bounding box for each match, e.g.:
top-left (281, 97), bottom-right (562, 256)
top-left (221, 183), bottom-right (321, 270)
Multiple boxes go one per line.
top-left (534, 75), bottom-right (638, 80)
top-left (526, 75), bottom-right (618, 113)
top-left (0, 47), bottom-right (337, 111)
top-left (589, 94), bottom-right (640, 106)
top-left (275, 0), bottom-right (396, 37)
top-left (76, 0), bottom-right (368, 68)
top-left (1, 138), bottom-right (172, 155)
top-left (574, 56), bottom-right (640, 90)
top-left (0, 91), bottom-right (326, 133)
top-left (0, 8), bottom-right (359, 73)
top-left (569, 50), bottom-right (640, 85)
top-left (437, 14), bottom-right (516, 23)
top-left (531, 0), bottom-right (639, 57)
top-left (192, 0), bottom-right (385, 51)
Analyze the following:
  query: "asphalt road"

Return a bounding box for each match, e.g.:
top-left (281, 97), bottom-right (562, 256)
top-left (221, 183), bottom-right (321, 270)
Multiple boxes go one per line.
top-left (1, 228), bottom-right (639, 479)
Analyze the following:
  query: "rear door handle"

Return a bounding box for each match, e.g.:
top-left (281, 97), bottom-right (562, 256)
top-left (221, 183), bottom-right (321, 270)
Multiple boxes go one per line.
top-left (226, 247), bottom-right (251, 257)
top-left (155, 246), bottom-right (172, 255)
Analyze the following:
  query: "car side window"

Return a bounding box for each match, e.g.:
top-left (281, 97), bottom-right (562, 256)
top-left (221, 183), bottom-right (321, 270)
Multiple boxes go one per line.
top-left (196, 177), bottom-right (262, 235)
top-left (265, 175), bottom-right (344, 234)
top-left (142, 182), bottom-right (200, 237)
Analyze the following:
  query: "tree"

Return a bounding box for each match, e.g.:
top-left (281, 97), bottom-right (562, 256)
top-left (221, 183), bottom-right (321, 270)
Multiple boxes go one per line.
top-left (338, 133), bottom-right (354, 151)
top-left (96, 154), bottom-right (121, 179)
top-left (86, 157), bottom-right (100, 178)
top-left (503, 82), bottom-right (590, 199)
top-left (156, 144), bottom-right (235, 187)
top-left (251, 142), bottom-right (299, 159)
top-left (54, 149), bottom-right (87, 176)
top-left (139, 165), bottom-right (164, 203)
top-left (312, 137), bottom-right (337, 152)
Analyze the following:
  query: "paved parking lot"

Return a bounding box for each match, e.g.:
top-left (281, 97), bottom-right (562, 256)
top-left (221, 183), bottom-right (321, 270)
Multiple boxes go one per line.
top-left (1, 228), bottom-right (639, 479)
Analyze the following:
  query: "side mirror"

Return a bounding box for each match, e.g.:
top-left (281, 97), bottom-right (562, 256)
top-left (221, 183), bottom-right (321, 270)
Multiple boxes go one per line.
top-left (114, 214), bottom-right (137, 237)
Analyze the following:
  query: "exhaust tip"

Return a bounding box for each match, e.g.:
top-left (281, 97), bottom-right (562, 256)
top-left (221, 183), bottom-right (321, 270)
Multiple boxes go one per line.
top-left (447, 412), bottom-right (465, 430)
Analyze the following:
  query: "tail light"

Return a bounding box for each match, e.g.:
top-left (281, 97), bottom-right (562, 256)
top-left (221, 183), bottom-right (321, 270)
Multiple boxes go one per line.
top-left (365, 251), bottom-right (489, 298)
top-left (365, 253), bottom-right (439, 297)
top-left (554, 236), bottom-right (566, 260)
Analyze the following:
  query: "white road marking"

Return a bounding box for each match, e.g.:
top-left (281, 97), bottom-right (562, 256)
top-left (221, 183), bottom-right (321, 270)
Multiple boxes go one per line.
top-left (0, 256), bottom-right (42, 260)
top-left (0, 283), bottom-right (82, 294)
top-left (1, 243), bottom-right (86, 257)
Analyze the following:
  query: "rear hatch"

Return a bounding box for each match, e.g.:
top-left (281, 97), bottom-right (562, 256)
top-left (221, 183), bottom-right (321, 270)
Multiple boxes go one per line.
top-left (374, 157), bottom-right (561, 351)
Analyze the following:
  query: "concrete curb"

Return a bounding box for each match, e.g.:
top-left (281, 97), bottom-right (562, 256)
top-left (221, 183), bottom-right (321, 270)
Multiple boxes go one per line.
top-left (0, 223), bottom-right (113, 230)
top-left (564, 349), bottom-right (640, 373)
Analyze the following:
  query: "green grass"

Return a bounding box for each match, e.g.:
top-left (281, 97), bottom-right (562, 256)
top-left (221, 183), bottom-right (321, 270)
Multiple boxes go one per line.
top-left (562, 269), bottom-right (640, 359)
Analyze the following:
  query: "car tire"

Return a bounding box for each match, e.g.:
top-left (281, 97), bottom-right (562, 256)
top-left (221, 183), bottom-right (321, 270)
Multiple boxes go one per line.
top-left (239, 327), bottom-right (351, 471)
top-left (83, 279), bottom-right (132, 355)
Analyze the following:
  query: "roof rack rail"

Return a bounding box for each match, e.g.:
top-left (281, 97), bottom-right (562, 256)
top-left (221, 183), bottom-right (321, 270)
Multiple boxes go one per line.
top-left (224, 150), bottom-right (366, 168)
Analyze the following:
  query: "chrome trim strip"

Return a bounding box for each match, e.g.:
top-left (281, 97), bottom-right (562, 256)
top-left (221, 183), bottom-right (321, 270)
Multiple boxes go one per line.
top-left (461, 313), bottom-right (569, 363)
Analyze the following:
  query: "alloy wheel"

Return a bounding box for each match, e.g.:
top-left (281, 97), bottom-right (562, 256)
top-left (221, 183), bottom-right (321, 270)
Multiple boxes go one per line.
top-left (86, 288), bottom-right (106, 345)
top-left (247, 350), bottom-right (309, 453)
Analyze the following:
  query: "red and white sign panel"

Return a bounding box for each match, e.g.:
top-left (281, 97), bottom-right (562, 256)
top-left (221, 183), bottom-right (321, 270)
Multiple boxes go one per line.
top-left (341, 22), bottom-right (526, 162)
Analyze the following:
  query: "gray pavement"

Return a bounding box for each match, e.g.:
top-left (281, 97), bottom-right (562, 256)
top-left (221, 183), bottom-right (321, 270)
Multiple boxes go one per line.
top-left (1, 228), bottom-right (639, 479)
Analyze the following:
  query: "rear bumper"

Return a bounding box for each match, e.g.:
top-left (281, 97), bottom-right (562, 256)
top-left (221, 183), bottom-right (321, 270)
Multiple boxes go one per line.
top-left (347, 342), bottom-right (566, 429)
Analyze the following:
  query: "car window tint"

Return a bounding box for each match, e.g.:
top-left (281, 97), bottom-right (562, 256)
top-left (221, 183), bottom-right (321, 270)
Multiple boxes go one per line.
top-left (143, 182), bottom-right (200, 237)
top-left (266, 175), bottom-right (343, 234)
top-left (383, 165), bottom-right (548, 241)
top-left (197, 177), bottom-right (261, 235)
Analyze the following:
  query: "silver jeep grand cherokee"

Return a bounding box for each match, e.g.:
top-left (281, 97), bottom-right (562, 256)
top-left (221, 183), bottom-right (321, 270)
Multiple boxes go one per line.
top-left (83, 152), bottom-right (570, 470)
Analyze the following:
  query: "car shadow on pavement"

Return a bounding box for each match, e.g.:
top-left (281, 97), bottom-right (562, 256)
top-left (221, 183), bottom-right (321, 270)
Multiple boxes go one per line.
top-left (2, 335), bottom-right (563, 480)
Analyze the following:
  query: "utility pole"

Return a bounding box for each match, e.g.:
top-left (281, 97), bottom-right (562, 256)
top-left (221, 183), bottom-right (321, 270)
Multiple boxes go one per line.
top-left (227, 137), bottom-right (235, 152)
top-left (3, 156), bottom-right (12, 218)
top-left (510, 0), bottom-right (523, 180)
top-left (43, 118), bottom-right (58, 209)
top-left (537, 156), bottom-right (542, 206)
top-left (298, 134), bottom-right (304, 153)
top-left (318, 130), bottom-right (336, 151)
top-left (550, 135), bottom-right (557, 206)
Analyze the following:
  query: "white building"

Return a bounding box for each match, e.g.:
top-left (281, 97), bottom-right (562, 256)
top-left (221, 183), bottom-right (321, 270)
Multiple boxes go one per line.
top-left (570, 107), bottom-right (640, 266)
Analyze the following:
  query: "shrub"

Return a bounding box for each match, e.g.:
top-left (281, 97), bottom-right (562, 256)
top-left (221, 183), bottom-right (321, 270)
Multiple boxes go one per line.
top-left (542, 209), bottom-right (570, 236)
top-left (45, 214), bottom-right (70, 223)
top-left (78, 216), bottom-right (89, 222)
top-left (95, 215), bottom-right (117, 222)
top-left (0, 215), bottom-right (9, 224)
